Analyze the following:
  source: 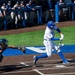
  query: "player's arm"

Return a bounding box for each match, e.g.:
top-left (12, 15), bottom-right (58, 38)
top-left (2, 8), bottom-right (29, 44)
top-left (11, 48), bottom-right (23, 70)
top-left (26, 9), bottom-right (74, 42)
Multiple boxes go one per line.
top-left (54, 26), bottom-right (64, 40)
top-left (50, 36), bottom-right (61, 41)
top-left (8, 45), bottom-right (26, 53)
top-left (8, 45), bottom-right (16, 48)
top-left (8, 45), bottom-right (22, 49)
top-left (47, 34), bottom-right (60, 41)
top-left (56, 28), bottom-right (64, 40)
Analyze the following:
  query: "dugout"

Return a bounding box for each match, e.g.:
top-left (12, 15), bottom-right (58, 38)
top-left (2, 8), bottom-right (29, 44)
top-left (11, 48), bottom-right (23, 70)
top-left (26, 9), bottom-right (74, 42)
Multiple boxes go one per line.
top-left (0, 0), bottom-right (74, 29)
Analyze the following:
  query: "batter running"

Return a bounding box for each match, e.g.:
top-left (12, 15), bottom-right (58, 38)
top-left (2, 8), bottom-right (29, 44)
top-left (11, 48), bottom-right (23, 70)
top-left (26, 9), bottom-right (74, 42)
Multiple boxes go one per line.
top-left (33, 20), bottom-right (69, 65)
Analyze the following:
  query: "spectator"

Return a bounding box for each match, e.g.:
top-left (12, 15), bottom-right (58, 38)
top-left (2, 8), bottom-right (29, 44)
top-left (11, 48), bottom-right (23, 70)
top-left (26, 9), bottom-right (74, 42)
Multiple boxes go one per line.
top-left (44, 0), bottom-right (55, 22)
top-left (12, 2), bottom-right (20, 28)
top-left (1, 2), bottom-right (13, 30)
top-left (6, 1), bottom-right (12, 16)
top-left (63, 0), bottom-right (72, 20)
top-left (6, 1), bottom-right (12, 10)
top-left (5, 1), bottom-right (13, 29)
top-left (56, 0), bottom-right (68, 21)
top-left (0, 7), bottom-right (4, 30)
top-left (1, 3), bottom-right (6, 16)
top-left (1, 3), bottom-right (7, 30)
top-left (19, 1), bottom-right (27, 28)
top-left (26, 0), bottom-right (36, 26)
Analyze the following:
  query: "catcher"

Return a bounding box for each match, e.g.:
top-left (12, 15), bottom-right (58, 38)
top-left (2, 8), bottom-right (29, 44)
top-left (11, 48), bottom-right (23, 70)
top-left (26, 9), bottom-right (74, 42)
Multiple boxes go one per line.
top-left (0, 38), bottom-right (26, 62)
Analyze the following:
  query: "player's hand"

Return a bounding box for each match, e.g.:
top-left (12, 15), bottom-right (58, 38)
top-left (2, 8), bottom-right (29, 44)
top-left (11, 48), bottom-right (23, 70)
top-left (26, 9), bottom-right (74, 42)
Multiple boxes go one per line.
top-left (60, 37), bottom-right (63, 40)
top-left (60, 34), bottom-right (64, 40)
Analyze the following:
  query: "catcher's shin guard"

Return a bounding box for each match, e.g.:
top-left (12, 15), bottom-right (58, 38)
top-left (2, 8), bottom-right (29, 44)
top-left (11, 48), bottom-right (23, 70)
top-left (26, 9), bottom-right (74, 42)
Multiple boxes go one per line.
top-left (0, 54), bottom-right (3, 62)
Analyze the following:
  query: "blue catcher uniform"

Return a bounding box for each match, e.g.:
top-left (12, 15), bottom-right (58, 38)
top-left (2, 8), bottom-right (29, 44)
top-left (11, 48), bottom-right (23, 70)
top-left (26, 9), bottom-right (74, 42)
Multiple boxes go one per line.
top-left (33, 21), bottom-right (69, 65)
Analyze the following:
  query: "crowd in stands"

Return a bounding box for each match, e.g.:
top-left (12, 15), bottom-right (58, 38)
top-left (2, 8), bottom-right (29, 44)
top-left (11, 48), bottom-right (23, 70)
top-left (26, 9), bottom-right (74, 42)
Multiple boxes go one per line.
top-left (0, 0), bottom-right (74, 30)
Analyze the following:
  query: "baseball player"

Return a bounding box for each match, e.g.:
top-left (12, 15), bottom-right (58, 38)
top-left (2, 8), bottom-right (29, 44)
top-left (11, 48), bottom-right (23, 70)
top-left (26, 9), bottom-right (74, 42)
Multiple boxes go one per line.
top-left (33, 20), bottom-right (69, 65)
top-left (0, 38), bottom-right (26, 62)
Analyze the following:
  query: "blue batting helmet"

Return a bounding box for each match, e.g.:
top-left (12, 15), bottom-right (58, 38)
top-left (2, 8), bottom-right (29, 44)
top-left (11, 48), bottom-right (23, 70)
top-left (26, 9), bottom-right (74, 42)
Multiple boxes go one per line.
top-left (47, 21), bottom-right (55, 28)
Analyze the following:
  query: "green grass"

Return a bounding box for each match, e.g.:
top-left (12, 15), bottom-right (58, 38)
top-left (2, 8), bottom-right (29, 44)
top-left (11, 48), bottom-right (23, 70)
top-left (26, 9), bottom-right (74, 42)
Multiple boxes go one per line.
top-left (60, 26), bottom-right (75, 45)
top-left (0, 30), bottom-right (44, 46)
top-left (0, 26), bottom-right (75, 46)
top-left (54, 26), bottom-right (75, 45)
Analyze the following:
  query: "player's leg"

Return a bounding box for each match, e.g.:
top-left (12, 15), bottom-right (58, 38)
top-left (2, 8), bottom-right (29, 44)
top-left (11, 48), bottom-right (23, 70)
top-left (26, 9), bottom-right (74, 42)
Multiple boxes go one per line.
top-left (54, 45), bottom-right (69, 64)
top-left (57, 50), bottom-right (69, 64)
top-left (33, 53), bottom-right (48, 65)
top-left (33, 40), bottom-right (52, 65)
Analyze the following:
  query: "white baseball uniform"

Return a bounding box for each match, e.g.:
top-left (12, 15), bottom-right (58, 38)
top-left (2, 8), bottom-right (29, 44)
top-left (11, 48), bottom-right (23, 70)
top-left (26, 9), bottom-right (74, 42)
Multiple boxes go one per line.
top-left (43, 26), bottom-right (60, 56)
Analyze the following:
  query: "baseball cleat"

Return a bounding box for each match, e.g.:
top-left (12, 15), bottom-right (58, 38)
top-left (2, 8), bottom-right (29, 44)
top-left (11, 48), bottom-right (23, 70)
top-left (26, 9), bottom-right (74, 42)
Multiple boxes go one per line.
top-left (63, 61), bottom-right (70, 64)
top-left (33, 55), bottom-right (38, 65)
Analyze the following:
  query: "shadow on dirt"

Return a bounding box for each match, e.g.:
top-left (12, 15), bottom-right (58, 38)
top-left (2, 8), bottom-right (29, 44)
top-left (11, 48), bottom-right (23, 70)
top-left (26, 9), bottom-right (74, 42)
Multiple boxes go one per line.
top-left (0, 64), bottom-right (32, 73)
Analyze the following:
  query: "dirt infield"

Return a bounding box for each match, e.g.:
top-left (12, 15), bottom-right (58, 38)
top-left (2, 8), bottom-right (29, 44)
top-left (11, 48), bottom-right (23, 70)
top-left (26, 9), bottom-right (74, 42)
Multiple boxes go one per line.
top-left (0, 21), bottom-right (75, 75)
top-left (0, 54), bottom-right (75, 75)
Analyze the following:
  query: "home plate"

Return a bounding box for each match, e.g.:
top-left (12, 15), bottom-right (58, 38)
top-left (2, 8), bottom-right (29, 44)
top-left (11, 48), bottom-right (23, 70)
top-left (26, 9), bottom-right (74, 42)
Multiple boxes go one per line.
top-left (55, 64), bottom-right (66, 68)
top-left (20, 62), bottom-right (30, 67)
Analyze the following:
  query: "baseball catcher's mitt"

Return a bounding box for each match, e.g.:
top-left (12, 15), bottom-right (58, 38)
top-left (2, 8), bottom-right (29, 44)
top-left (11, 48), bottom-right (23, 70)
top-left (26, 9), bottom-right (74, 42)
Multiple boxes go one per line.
top-left (18, 46), bottom-right (26, 53)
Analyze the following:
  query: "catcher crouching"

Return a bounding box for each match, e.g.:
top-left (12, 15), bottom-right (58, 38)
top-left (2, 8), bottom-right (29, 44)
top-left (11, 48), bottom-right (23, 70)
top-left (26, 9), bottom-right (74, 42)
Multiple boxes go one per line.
top-left (0, 38), bottom-right (26, 62)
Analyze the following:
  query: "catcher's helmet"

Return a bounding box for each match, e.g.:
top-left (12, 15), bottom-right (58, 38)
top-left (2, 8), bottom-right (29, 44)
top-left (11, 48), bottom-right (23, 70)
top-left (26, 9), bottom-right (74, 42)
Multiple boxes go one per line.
top-left (0, 38), bottom-right (8, 44)
top-left (47, 21), bottom-right (55, 28)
